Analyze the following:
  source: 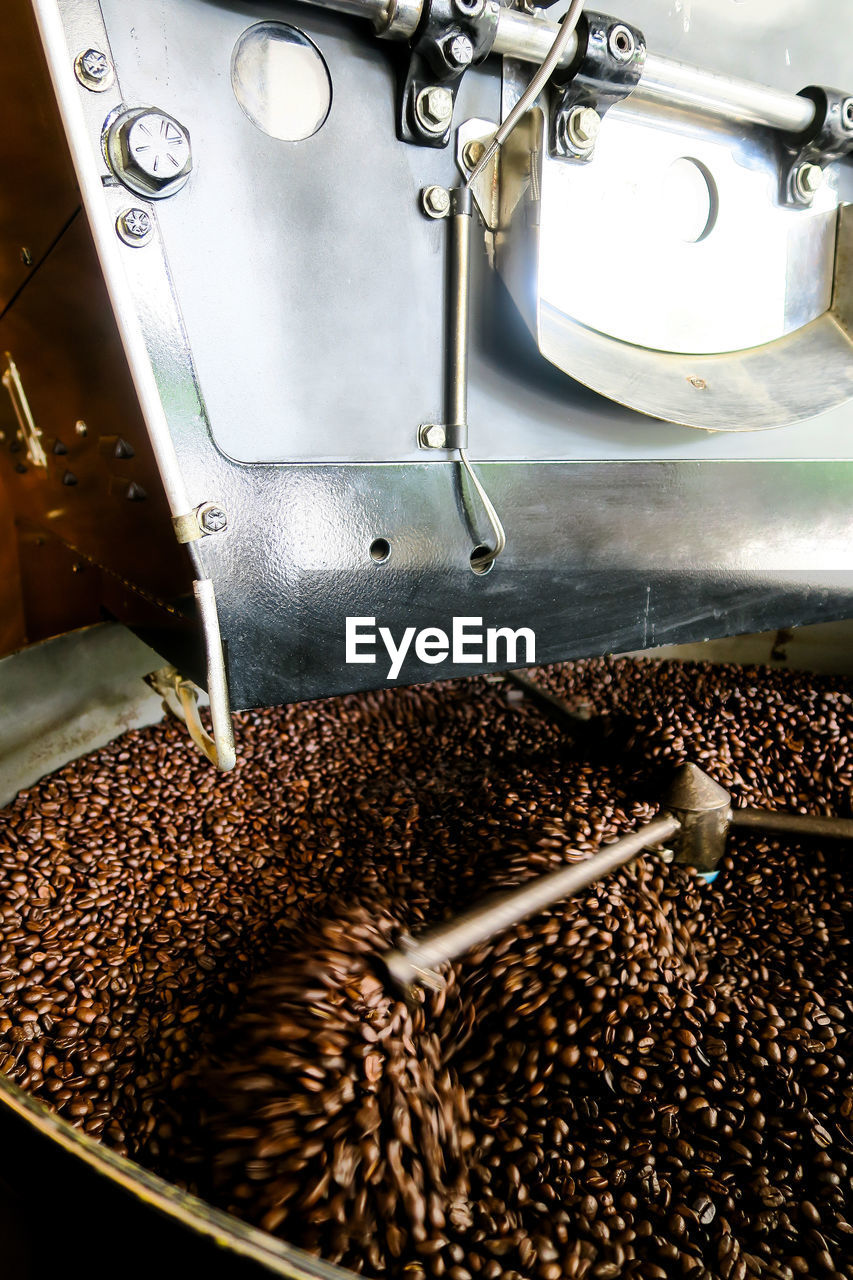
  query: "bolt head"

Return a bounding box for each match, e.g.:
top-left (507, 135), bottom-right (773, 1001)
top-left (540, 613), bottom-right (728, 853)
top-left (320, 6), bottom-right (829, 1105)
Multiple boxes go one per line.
top-left (117, 208), bottom-right (152, 244)
top-left (422, 425), bottom-right (446, 448)
top-left (126, 112), bottom-right (191, 184)
top-left (446, 33), bottom-right (474, 68)
top-left (796, 162), bottom-right (824, 198)
top-left (422, 185), bottom-right (451, 218)
top-left (462, 139), bottom-right (486, 170)
top-left (417, 85), bottom-right (454, 131)
top-left (75, 48), bottom-right (113, 90)
top-left (570, 106), bottom-right (601, 145)
top-left (198, 504), bottom-right (228, 534)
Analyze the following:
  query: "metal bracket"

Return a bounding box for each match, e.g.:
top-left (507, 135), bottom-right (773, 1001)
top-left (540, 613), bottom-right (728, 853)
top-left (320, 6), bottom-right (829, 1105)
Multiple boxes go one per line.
top-left (144, 579), bottom-right (236, 771)
top-left (778, 87), bottom-right (853, 207)
top-left (399, 0), bottom-right (500, 147)
top-left (550, 11), bottom-right (646, 161)
top-left (419, 422), bottom-right (468, 448)
top-left (2, 354), bottom-right (48, 469)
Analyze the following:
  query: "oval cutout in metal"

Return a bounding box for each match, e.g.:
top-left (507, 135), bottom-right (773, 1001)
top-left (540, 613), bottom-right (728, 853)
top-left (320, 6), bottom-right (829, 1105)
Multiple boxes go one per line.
top-left (231, 22), bottom-right (331, 142)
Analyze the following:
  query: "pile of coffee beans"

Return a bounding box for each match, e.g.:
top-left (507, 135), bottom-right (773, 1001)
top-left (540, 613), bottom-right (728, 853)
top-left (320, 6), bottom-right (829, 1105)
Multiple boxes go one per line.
top-left (0, 657), bottom-right (851, 1280)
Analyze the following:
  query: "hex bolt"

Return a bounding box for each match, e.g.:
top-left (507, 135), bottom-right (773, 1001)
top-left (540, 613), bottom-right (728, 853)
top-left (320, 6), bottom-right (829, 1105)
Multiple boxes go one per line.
top-left (415, 85), bottom-right (454, 134)
top-left (197, 504), bottom-right (228, 534)
top-left (105, 108), bottom-right (193, 199)
top-left (116, 208), bottom-right (153, 246)
top-left (421, 186), bottom-right (451, 219)
top-left (462, 139), bottom-right (486, 170)
top-left (74, 47), bottom-right (113, 91)
top-left (420, 424), bottom-right (447, 448)
top-left (567, 106), bottom-right (601, 151)
top-left (445, 33), bottom-right (475, 68)
top-left (795, 162), bottom-right (824, 200)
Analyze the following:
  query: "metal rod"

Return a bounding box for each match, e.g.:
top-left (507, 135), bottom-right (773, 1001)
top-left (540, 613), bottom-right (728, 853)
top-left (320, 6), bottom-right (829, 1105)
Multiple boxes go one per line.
top-left (505, 669), bottom-right (592, 732)
top-left (732, 808), bottom-right (853, 841)
top-left (447, 187), bottom-right (471, 431)
top-left (383, 813), bottom-right (680, 988)
top-left (285, 0), bottom-right (817, 135)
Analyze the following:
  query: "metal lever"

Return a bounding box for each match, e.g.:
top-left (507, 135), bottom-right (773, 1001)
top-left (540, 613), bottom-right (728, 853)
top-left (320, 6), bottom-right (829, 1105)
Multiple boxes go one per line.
top-left (2, 354), bottom-right (47, 469)
top-left (382, 762), bottom-right (852, 989)
top-left (383, 812), bottom-right (679, 989)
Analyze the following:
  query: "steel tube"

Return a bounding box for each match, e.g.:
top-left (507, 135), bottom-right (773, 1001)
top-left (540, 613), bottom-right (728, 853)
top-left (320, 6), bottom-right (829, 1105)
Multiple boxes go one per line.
top-left (638, 53), bottom-right (815, 132)
top-left (733, 808), bottom-right (853, 841)
top-left (448, 188), bottom-right (472, 430)
top-left (286, 0), bottom-right (818, 135)
top-left (384, 813), bottom-right (680, 987)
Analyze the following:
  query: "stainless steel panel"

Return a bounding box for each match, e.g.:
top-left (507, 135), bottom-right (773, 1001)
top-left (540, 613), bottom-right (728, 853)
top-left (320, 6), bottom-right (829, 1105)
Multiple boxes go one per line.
top-left (95, 0), bottom-right (853, 460)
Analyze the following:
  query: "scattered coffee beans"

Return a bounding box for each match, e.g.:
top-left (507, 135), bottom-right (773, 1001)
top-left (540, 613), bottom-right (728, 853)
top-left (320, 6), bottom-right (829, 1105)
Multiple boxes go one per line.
top-left (0, 657), bottom-right (851, 1280)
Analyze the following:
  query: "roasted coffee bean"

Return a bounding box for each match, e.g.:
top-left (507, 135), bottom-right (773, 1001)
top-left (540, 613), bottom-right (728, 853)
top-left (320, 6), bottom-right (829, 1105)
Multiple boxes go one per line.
top-left (0, 657), bottom-right (851, 1277)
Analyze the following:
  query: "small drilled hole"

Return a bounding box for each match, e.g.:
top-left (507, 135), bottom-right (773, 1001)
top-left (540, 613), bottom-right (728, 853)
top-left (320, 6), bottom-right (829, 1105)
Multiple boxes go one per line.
top-left (470, 544), bottom-right (494, 575)
top-left (370, 538), bottom-right (391, 563)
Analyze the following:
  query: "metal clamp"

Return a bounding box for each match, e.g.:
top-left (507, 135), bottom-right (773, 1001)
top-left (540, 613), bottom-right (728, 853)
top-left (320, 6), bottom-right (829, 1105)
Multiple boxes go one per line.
top-left (779, 86), bottom-right (853, 206)
top-left (550, 10), bottom-right (646, 161)
top-left (399, 0), bottom-right (500, 146)
top-left (145, 579), bottom-right (236, 771)
top-left (2, 354), bottom-right (47, 469)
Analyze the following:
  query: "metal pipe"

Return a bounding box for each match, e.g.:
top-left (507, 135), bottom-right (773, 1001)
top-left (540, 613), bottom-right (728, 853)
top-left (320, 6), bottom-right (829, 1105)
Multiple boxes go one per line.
top-left (285, 0), bottom-right (818, 135)
top-left (638, 53), bottom-right (815, 132)
top-left (383, 813), bottom-right (680, 988)
top-left (447, 187), bottom-right (472, 431)
top-left (732, 808), bottom-right (853, 841)
top-left (492, 6), bottom-right (579, 70)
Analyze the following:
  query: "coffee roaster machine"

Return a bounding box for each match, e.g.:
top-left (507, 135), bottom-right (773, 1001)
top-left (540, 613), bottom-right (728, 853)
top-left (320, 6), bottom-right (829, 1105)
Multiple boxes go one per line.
top-left (1, 0), bottom-right (853, 1275)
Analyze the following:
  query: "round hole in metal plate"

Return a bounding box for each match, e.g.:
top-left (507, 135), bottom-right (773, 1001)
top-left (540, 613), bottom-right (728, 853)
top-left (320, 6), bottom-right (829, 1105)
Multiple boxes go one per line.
top-left (231, 22), bottom-right (331, 141)
top-left (661, 157), bottom-right (718, 244)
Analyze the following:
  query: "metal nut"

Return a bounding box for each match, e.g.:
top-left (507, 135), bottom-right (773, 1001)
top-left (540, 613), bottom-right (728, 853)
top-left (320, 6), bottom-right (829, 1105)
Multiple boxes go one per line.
top-left (445, 33), bottom-right (474, 68)
top-left (197, 504), bottom-right (228, 534)
top-left (106, 108), bottom-right (193, 199)
top-left (421, 185), bottom-right (451, 219)
top-left (795, 162), bottom-right (824, 200)
top-left (567, 106), bottom-right (601, 150)
top-left (116, 208), bottom-right (153, 246)
top-left (74, 48), bottom-right (114, 91)
top-left (415, 85), bottom-right (454, 133)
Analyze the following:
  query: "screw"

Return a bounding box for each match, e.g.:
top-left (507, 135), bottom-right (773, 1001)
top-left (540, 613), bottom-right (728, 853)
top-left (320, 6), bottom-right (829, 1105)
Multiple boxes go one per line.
top-left (445, 33), bottom-right (474, 68)
top-left (421, 186), bottom-right (451, 219)
top-left (567, 106), bottom-right (601, 150)
top-left (420, 424), bottom-right (447, 449)
top-left (462, 139), bottom-right (486, 170)
top-left (608, 24), bottom-right (636, 62)
top-left (795, 162), bottom-right (824, 200)
top-left (75, 48), bottom-right (113, 91)
top-left (116, 208), bottom-right (153, 245)
top-left (75, 420), bottom-right (88, 437)
top-left (416, 85), bottom-right (454, 134)
top-left (197, 503), bottom-right (228, 534)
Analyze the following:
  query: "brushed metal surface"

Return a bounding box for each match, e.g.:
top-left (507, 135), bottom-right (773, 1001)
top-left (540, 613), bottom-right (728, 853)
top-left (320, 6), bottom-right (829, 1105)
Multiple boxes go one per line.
top-left (95, 0), bottom-right (853, 460)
